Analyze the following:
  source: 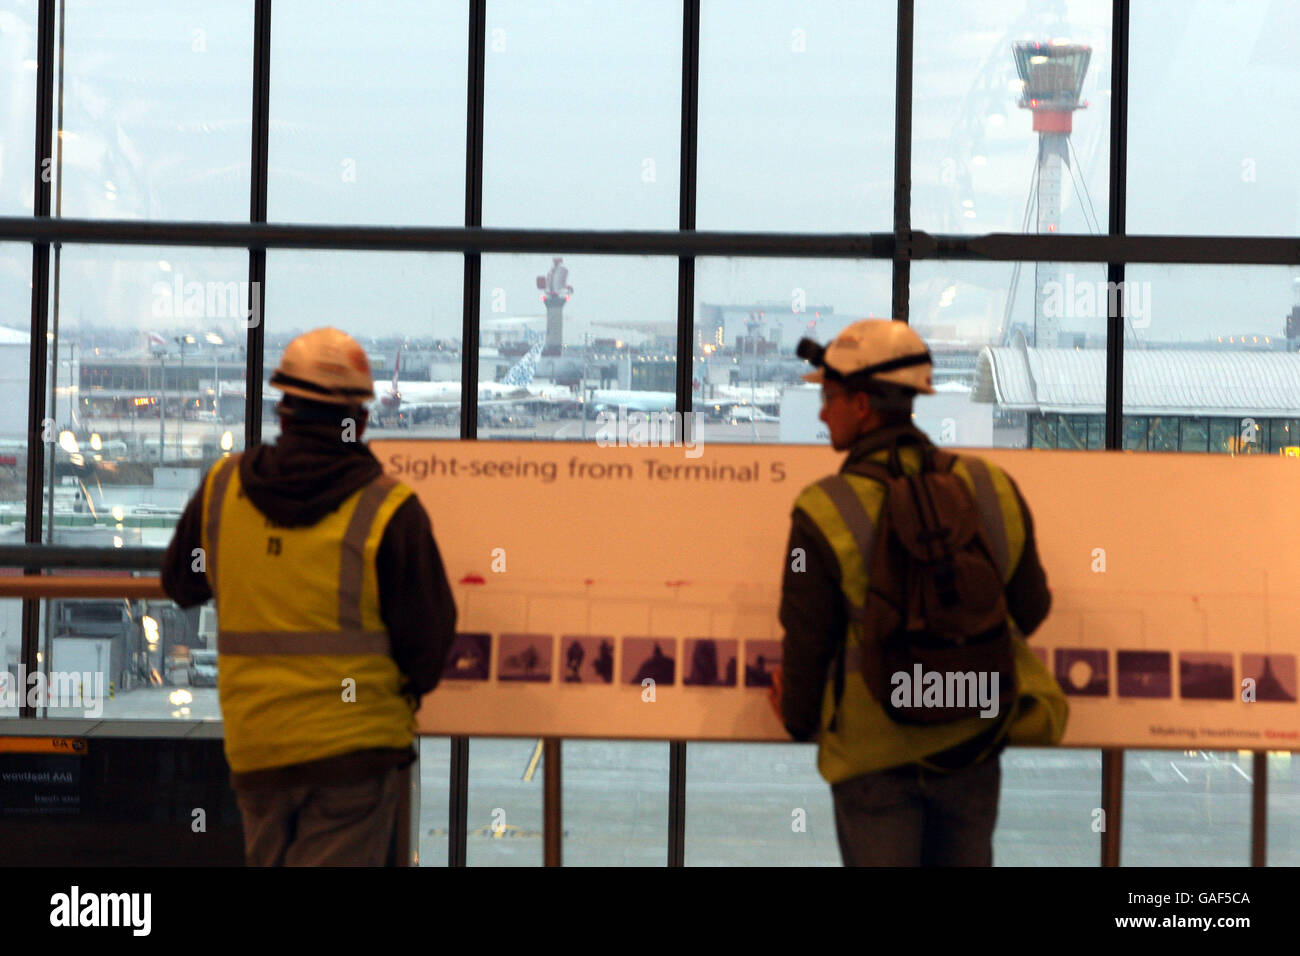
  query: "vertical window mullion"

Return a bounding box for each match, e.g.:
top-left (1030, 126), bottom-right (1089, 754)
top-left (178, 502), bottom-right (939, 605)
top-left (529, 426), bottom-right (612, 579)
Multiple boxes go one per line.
top-left (461, 0), bottom-right (486, 442)
top-left (667, 0), bottom-right (701, 867)
top-left (20, 0), bottom-right (58, 718)
top-left (892, 0), bottom-right (914, 324)
top-left (246, 0), bottom-right (272, 449)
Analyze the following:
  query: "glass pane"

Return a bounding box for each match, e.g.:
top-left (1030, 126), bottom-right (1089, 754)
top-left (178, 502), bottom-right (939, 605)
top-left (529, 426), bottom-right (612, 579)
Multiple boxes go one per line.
top-left (1267, 751), bottom-right (1300, 866)
top-left (0, 599), bottom-right (24, 717)
top-left (0, 241), bottom-right (31, 485)
top-left (34, 597), bottom-right (221, 720)
top-left (0, 2), bottom-right (38, 214)
top-left (694, 258), bottom-right (892, 445)
top-left (563, 740), bottom-right (668, 866)
top-left (697, 0), bottom-right (895, 231)
top-left (476, 253), bottom-right (677, 441)
top-left (913, 0), bottom-right (1111, 234)
top-left (994, 748), bottom-right (1100, 865)
top-left (685, 742), bottom-right (838, 865)
top-left (482, 0), bottom-right (681, 229)
top-left (466, 737), bottom-right (542, 866)
top-left (912, 261), bottom-right (1108, 448)
top-left (1122, 265), bottom-right (1300, 455)
top-left (1128, 0), bottom-right (1300, 236)
top-left (1149, 416), bottom-right (1179, 452)
top-left (0, 243), bottom-right (29, 717)
top-left (55, 0), bottom-right (253, 220)
top-left (49, 244), bottom-right (248, 543)
top-left (1180, 417), bottom-right (1209, 453)
top-left (269, 0), bottom-right (468, 225)
top-left (1122, 415), bottom-right (1147, 450)
top-left (417, 736), bottom-right (450, 867)
top-left (1122, 749), bottom-right (1252, 865)
top-left (263, 250), bottom-right (463, 443)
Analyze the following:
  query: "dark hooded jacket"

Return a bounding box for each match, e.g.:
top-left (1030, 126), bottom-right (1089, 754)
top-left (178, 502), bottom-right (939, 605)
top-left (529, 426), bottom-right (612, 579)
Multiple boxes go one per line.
top-left (162, 422), bottom-right (457, 790)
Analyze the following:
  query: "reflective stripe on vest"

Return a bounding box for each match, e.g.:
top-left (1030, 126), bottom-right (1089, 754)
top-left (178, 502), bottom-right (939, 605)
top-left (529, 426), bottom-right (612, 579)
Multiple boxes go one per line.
top-left (200, 457), bottom-right (415, 774)
top-left (792, 444), bottom-right (1063, 783)
top-left (814, 474), bottom-right (878, 613)
top-left (339, 475), bottom-right (400, 632)
top-left (202, 455), bottom-right (237, 593)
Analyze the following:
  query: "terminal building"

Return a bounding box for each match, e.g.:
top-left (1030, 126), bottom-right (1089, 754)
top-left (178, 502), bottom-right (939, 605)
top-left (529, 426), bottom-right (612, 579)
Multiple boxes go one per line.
top-left (975, 345), bottom-right (1300, 452)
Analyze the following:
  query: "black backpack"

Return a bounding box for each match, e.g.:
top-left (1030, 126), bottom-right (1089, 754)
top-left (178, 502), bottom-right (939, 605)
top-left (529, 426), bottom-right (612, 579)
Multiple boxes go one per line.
top-left (844, 442), bottom-right (1017, 727)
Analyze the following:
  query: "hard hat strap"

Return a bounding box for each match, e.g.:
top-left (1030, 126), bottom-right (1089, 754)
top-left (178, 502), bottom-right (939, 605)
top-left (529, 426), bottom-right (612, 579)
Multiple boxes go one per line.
top-left (853, 351), bottom-right (931, 376)
top-left (270, 369), bottom-right (373, 401)
top-left (828, 350), bottom-right (931, 388)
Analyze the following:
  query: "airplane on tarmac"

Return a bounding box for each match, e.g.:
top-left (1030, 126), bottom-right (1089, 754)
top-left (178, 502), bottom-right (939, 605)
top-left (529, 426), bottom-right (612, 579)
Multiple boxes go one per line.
top-left (586, 389), bottom-right (676, 418)
top-left (586, 382), bottom-right (784, 420)
top-left (717, 404), bottom-right (779, 424)
top-left (371, 334), bottom-right (572, 426)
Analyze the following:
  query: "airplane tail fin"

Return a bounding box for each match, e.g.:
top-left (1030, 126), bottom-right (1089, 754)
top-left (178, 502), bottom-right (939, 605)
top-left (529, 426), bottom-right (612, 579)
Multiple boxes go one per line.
top-left (392, 348), bottom-right (401, 391)
top-left (501, 330), bottom-right (543, 387)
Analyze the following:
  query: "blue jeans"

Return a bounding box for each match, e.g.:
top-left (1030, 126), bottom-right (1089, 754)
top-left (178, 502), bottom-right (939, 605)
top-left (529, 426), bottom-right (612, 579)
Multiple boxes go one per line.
top-left (831, 755), bottom-right (1001, 866)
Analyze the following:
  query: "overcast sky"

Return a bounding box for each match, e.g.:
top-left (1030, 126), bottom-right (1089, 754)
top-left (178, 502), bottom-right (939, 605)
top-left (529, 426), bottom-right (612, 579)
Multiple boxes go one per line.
top-left (0, 0), bottom-right (1297, 348)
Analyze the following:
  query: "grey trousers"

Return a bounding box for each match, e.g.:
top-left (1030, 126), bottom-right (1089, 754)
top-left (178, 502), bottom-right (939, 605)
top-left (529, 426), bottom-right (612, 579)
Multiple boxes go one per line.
top-left (831, 755), bottom-right (1001, 866)
top-left (235, 767), bottom-right (403, 867)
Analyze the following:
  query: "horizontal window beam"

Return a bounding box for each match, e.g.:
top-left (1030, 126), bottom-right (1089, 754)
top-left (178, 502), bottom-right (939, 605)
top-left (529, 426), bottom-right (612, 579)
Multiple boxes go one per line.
top-left (939, 233), bottom-right (1299, 265)
top-left (0, 545), bottom-right (164, 571)
top-left (1, 218), bottom-right (891, 258)
top-left (0, 217), bottom-right (1295, 264)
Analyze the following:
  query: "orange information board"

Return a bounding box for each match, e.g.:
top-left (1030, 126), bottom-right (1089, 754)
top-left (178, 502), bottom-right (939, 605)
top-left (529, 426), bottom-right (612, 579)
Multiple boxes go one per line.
top-left (371, 440), bottom-right (1300, 749)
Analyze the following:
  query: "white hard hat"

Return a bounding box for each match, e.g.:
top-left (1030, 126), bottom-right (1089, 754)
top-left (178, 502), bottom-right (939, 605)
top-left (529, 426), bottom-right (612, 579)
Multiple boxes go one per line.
top-left (270, 327), bottom-right (375, 405)
top-left (800, 319), bottom-right (935, 394)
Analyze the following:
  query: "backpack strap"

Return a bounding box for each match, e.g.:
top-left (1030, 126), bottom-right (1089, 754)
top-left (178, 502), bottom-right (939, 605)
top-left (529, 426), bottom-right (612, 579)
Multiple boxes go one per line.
top-left (928, 447), bottom-right (960, 475)
top-left (953, 456), bottom-right (1011, 580)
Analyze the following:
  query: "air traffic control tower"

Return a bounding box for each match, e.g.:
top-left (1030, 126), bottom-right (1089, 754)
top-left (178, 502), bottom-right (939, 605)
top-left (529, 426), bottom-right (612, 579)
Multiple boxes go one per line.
top-left (537, 257), bottom-right (574, 353)
top-left (1013, 40), bottom-right (1091, 348)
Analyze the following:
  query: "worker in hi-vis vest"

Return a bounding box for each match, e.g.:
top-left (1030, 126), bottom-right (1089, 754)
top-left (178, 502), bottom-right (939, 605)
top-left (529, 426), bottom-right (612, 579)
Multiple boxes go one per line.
top-left (163, 327), bottom-right (457, 866)
top-left (770, 319), bottom-right (1065, 867)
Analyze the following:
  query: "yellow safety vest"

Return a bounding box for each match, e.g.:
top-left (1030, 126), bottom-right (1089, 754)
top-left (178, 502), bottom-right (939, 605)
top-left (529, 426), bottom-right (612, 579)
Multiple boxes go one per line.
top-left (200, 454), bottom-right (416, 774)
top-left (793, 444), bottom-right (1067, 784)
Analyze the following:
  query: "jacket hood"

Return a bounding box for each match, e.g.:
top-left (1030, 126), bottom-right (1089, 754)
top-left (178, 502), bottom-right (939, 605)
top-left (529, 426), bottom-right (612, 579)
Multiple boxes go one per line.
top-left (239, 424), bottom-right (383, 527)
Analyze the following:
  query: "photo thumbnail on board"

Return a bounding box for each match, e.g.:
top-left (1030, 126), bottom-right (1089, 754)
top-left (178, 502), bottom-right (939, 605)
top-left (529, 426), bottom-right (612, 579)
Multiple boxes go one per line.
top-left (560, 636), bottom-right (615, 684)
top-left (1117, 650), bottom-right (1172, 699)
top-left (1177, 652), bottom-right (1234, 701)
top-left (498, 633), bottom-right (553, 683)
top-left (683, 639), bottom-right (738, 687)
top-left (623, 638), bottom-right (676, 687)
top-left (1055, 648), bottom-right (1109, 697)
top-left (1240, 654), bottom-right (1297, 702)
top-left (743, 640), bottom-right (782, 688)
top-left (442, 632), bottom-right (491, 681)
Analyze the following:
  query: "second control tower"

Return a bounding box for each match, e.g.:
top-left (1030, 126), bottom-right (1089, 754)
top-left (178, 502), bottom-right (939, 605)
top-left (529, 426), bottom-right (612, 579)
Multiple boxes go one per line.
top-left (1013, 40), bottom-right (1092, 349)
